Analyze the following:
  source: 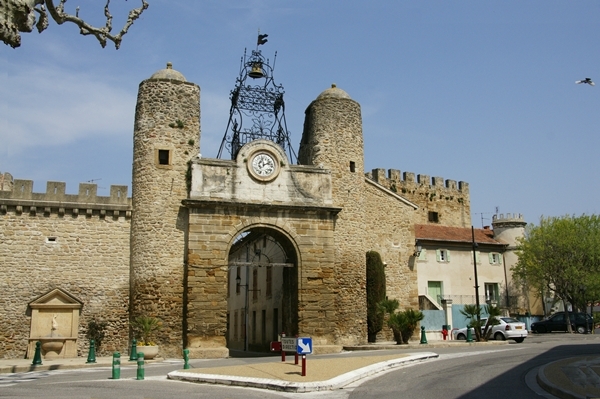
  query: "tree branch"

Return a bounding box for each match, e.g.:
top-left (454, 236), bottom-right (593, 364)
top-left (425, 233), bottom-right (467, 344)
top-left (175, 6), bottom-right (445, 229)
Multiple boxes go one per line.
top-left (44, 0), bottom-right (148, 49)
top-left (1, 0), bottom-right (148, 48)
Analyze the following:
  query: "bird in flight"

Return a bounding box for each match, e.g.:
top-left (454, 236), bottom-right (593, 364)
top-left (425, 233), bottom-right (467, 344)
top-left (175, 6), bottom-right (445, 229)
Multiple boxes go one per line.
top-left (576, 77), bottom-right (595, 86)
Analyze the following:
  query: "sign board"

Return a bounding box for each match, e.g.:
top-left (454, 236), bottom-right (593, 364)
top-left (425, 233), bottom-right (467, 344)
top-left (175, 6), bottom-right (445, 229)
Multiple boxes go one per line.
top-left (297, 337), bottom-right (312, 355)
top-left (270, 341), bottom-right (281, 352)
top-left (281, 337), bottom-right (297, 352)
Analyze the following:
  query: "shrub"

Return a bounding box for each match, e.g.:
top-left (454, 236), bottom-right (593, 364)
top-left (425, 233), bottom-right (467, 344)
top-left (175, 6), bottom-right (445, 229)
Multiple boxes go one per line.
top-left (379, 299), bottom-right (423, 344)
top-left (131, 316), bottom-right (161, 346)
top-left (86, 319), bottom-right (108, 352)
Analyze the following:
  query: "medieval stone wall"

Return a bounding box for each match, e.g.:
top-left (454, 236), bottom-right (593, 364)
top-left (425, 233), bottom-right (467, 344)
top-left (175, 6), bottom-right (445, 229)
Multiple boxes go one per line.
top-left (363, 179), bottom-right (419, 310)
top-left (367, 169), bottom-right (471, 227)
top-left (0, 180), bottom-right (131, 358)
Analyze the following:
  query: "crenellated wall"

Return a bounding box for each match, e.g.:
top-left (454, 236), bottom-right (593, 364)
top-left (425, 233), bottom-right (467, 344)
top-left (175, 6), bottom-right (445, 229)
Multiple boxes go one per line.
top-left (0, 177), bottom-right (132, 358)
top-left (366, 168), bottom-right (471, 228)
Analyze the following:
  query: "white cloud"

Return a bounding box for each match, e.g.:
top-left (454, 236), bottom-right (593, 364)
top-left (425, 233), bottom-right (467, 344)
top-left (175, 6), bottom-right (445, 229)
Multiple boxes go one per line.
top-left (0, 63), bottom-right (136, 156)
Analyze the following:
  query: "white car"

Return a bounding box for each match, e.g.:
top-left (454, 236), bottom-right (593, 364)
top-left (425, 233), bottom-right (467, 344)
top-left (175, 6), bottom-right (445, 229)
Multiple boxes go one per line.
top-left (453, 317), bottom-right (527, 343)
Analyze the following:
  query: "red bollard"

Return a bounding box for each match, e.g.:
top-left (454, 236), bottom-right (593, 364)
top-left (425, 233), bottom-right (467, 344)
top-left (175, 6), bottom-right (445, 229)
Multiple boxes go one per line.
top-left (301, 355), bottom-right (306, 376)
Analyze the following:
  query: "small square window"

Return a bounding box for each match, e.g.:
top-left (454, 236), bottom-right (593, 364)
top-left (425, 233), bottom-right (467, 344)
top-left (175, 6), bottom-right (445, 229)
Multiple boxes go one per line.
top-left (46, 237), bottom-right (57, 243)
top-left (428, 211), bottom-right (439, 223)
top-left (349, 161), bottom-right (356, 173)
top-left (158, 149), bottom-right (170, 165)
top-left (489, 252), bottom-right (502, 265)
top-left (436, 249), bottom-right (450, 263)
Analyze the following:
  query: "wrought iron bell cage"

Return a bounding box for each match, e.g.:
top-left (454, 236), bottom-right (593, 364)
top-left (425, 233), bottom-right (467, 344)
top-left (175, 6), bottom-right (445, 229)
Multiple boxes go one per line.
top-left (217, 47), bottom-right (297, 163)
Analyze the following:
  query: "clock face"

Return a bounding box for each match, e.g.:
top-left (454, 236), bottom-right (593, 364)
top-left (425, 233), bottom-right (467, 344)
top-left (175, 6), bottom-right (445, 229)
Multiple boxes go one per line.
top-left (251, 153), bottom-right (276, 177)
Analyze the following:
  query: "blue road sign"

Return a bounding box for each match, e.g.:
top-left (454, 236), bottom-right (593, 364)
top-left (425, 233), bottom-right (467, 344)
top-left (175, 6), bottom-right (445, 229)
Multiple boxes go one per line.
top-left (297, 337), bottom-right (312, 355)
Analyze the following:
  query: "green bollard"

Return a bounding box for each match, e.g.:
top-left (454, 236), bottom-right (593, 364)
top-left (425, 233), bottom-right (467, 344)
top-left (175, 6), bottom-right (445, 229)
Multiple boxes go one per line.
top-left (31, 341), bottom-right (43, 365)
top-left (129, 339), bottom-right (138, 361)
top-left (466, 325), bottom-right (474, 342)
top-left (136, 352), bottom-right (145, 380)
top-left (183, 348), bottom-right (190, 370)
top-left (420, 326), bottom-right (428, 344)
top-left (86, 339), bottom-right (97, 364)
top-left (112, 352), bottom-right (121, 379)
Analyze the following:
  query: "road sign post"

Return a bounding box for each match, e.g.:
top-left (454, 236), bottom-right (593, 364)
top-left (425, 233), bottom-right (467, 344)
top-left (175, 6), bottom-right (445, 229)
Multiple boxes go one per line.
top-left (296, 337), bottom-right (312, 355)
top-left (302, 354), bottom-right (306, 376)
top-left (281, 337), bottom-right (296, 362)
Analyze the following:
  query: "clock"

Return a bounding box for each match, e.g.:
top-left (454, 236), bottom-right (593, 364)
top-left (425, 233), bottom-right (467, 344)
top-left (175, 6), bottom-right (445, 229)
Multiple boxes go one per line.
top-left (249, 151), bottom-right (279, 181)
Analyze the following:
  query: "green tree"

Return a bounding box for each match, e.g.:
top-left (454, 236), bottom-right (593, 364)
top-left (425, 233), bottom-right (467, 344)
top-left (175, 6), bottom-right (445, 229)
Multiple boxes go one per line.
top-left (513, 214), bottom-right (600, 332)
top-left (366, 251), bottom-right (386, 342)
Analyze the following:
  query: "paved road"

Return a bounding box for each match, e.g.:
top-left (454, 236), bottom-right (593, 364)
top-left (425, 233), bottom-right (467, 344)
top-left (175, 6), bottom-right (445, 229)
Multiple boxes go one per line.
top-left (1, 333), bottom-right (597, 398)
top-left (350, 334), bottom-right (600, 399)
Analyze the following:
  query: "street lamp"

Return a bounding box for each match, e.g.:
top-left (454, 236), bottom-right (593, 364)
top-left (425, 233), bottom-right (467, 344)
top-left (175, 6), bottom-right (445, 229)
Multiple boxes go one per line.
top-left (414, 240), bottom-right (423, 257)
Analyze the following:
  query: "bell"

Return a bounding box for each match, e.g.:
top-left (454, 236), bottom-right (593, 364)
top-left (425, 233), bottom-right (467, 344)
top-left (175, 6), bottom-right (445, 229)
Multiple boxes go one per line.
top-left (248, 63), bottom-right (264, 79)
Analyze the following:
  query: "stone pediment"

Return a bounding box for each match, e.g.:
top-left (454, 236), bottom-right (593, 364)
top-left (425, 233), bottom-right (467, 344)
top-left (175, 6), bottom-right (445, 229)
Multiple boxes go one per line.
top-left (29, 288), bottom-right (83, 310)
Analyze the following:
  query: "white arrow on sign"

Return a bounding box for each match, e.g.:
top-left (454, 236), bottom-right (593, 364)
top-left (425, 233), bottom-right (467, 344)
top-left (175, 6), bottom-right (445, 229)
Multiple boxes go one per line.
top-left (298, 338), bottom-right (311, 354)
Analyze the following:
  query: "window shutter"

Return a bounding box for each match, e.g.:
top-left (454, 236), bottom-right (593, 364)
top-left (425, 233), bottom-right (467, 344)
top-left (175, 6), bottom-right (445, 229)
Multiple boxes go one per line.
top-left (488, 253), bottom-right (494, 264)
top-left (418, 248), bottom-right (427, 261)
top-left (436, 249), bottom-right (441, 262)
top-left (498, 253), bottom-right (503, 265)
top-left (446, 250), bottom-right (451, 262)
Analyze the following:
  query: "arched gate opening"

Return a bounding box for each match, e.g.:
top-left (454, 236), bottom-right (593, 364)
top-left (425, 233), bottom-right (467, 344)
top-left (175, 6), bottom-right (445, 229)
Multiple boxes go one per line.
top-left (226, 227), bottom-right (298, 352)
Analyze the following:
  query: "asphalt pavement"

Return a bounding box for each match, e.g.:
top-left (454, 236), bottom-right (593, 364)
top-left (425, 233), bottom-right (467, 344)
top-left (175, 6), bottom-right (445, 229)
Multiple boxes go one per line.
top-left (1, 339), bottom-right (598, 398)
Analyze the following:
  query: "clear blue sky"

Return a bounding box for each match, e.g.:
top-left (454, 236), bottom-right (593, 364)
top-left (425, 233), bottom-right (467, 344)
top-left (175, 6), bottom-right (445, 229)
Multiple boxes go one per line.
top-left (2, 1), bottom-right (599, 227)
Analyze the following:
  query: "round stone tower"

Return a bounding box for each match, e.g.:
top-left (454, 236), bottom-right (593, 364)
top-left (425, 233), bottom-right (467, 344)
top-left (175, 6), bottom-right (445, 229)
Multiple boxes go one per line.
top-left (130, 63), bottom-right (200, 356)
top-left (298, 84), bottom-right (367, 345)
top-left (492, 213), bottom-right (532, 313)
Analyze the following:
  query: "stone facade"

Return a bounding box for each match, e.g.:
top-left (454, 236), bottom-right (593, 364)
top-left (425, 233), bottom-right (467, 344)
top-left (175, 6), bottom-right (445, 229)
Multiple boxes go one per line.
top-left (0, 180), bottom-right (131, 358)
top-left (0, 64), bottom-right (494, 360)
top-left (367, 169), bottom-right (470, 228)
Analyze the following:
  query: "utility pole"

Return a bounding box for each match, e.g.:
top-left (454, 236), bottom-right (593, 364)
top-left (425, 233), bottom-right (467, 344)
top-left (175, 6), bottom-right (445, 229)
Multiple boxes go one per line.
top-left (472, 226), bottom-right (481, 318)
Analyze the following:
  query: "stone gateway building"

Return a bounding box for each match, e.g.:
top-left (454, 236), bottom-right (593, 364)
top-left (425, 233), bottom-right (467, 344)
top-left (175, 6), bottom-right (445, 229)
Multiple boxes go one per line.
top-left (0, 53), bottom-right (523, 360)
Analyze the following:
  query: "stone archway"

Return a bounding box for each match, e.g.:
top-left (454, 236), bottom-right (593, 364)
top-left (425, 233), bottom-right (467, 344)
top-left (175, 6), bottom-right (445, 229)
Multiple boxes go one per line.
top-left (183, 198), bottom-right (340, 358)
top-left (226, 226), bottom-right (298, 352)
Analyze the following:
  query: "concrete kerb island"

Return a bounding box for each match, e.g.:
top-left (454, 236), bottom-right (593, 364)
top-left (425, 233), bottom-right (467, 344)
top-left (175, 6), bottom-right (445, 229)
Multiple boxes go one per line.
top-left (167, 352), bottom-right (439, 393)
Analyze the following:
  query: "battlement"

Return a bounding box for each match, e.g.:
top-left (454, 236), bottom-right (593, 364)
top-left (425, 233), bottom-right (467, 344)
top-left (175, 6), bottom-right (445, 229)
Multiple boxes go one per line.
top-left (492, 213), bottom-right (526, 227)
top-left (0, 177), bottom-right (131, 218)
top-left (366, 168), bottom-right (469, 194)
top-left (366, 168), bottom-right (471, 227)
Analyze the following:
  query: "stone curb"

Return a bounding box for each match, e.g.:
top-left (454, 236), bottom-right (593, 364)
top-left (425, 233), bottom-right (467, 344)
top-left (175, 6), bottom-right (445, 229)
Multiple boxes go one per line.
top-left (536, 361), bottom-right (582, 399)
top-left (167, 352), bottom-right (439, 393)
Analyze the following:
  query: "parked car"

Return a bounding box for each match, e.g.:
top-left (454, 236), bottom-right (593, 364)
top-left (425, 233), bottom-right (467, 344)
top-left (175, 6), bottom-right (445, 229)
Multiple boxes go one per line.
top-left (531, 312), bottom-right (593, 334)
top-left (453, 317), bottom-right (528, 343)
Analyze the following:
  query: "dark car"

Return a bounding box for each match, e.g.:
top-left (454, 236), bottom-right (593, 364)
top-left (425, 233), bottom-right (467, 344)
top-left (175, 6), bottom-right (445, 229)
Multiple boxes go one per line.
top-left (531, 312), bottom-right (593, 334)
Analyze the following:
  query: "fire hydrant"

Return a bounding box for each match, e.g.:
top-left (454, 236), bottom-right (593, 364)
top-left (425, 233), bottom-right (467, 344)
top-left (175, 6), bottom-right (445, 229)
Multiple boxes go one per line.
top-left (442, 326), bottom-right (449, 341)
